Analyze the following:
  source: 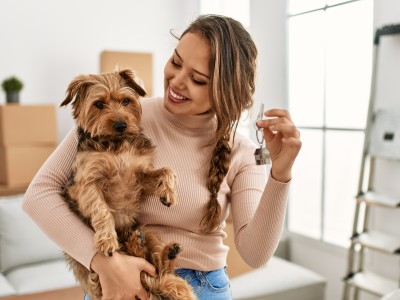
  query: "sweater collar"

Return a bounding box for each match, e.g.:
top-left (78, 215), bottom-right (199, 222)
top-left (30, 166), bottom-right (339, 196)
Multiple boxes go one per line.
top-left (158, 99), bottom-right (217, 131)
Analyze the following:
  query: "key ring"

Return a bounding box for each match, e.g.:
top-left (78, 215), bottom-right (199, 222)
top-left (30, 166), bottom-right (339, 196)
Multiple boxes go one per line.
top-left (256, 128), bottom-right (264, 146)
top-left (253, 103), bottom-right (264, 130)
top-left (254, 102), bottom-right (265, 146)
top-left (253, 102), bottom-right (271, 165)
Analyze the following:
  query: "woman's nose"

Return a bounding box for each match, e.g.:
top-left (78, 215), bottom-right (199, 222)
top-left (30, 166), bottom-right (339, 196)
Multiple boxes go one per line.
top-left (171, 70), bottom-right (186, 89)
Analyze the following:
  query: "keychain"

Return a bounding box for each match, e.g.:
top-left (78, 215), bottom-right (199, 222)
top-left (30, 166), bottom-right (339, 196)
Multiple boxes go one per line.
top-left (253, 103), bottom-right (271, 165)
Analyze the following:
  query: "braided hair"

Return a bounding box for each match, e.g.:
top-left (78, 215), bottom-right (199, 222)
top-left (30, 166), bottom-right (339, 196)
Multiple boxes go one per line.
top-left (179, 15), bottom-right (258, 233)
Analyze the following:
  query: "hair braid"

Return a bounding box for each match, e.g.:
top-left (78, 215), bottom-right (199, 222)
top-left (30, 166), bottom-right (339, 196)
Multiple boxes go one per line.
top-left (200, 137), bottom-right (231, 233)
top-left (177, 14), bottom-right (258, 234)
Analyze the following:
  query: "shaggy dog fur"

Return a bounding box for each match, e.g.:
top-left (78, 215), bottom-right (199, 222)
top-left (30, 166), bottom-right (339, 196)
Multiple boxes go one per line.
top-left (60, 69), bottom-right (196, 300)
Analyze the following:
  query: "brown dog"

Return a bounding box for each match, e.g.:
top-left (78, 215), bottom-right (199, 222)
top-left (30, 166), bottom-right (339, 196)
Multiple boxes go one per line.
top-left (60, 69), bottom-right (196, 300)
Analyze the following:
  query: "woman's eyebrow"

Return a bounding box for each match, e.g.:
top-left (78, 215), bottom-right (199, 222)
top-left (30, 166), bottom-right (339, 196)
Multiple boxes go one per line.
top-left (174, 49), bottom-right (210, 79)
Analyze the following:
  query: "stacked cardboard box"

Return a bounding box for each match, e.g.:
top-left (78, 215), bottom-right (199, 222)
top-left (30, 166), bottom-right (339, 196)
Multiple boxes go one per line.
top-left (0, 105), bottom-right (57, 193)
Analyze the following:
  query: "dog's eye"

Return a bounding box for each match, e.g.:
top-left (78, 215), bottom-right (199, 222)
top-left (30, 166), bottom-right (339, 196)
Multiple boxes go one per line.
top-left (94, 101), bottom-right (105, 109)
top-left (122, 98), bottom-right (130, 106)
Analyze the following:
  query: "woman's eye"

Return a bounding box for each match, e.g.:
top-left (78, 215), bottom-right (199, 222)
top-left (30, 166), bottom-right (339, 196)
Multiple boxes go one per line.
top-left (171, 59), bottom-right (181, 68)
top-left (94, 101), bottom-right (105, 109)
top-left (192, 77), bottom-right (206, 86)
top-left (122, 98), bottom-right (130, 106)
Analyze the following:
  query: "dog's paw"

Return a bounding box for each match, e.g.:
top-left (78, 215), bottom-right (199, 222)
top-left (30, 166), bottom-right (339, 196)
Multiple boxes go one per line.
top-left (160, 193), bottom-right (175, 207)
top-left (167, 243), bottom-right (181, 260)
top-left (159, 186), bottom-right (177, 207)
top-left (134, 228), bottom-right (145, 248)
top-left (94, 233), bottom-right (119, 257)
top-left (156, 169), bottom-right (177, 207)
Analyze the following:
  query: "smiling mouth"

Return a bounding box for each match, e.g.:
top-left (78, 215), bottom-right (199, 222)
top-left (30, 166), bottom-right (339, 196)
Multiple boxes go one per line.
top-left (168, 88), bottom-right (189, 103)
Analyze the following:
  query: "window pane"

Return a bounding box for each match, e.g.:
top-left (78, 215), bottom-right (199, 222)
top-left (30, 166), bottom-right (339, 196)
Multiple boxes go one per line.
top-left (288, 129), bottom-right (323, 239)
top-left (323, 130), bottom-right (364, 246)
top-left (288, 0), bottom-right (325, 15)
top-left (325, 0), bottom-right (373, 129)
top-left (288, 12), bottom-right (325, 127)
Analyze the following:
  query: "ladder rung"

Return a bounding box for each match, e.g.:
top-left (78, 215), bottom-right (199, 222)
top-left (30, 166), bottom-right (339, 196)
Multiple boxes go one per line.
top-left (357, 191), bottom-right (400, 208)
top-left (354, 231), bottom-right (400, 254)
top-left (346, 271), bottom-right (398, 296)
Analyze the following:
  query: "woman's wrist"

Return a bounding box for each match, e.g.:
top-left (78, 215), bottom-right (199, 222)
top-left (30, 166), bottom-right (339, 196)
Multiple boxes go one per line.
top-left (90, 252), bottom-right (110, 273)
top-left (271, 168), bottom-right (291, 183)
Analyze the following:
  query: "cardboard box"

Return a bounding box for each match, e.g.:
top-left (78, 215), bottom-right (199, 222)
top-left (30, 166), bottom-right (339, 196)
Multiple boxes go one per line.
top-left (100, 51), bottom-right (153, 96)
top-left (0, 145), bottom-right (55, 187)
top-left (0, 105), bottom-right (57, 146)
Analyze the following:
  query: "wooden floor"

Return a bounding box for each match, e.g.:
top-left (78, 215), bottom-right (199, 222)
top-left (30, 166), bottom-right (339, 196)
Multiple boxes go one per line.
top-left (1, 286), bottom-right (84, 300)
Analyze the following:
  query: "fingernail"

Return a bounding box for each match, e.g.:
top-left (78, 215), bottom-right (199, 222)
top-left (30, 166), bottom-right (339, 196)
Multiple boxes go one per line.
top-left (270, 125), bottom-right (276, 131)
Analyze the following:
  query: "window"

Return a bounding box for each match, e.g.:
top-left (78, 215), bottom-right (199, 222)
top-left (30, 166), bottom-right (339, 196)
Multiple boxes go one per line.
top-left (287, 0), bottom-right (373, 247)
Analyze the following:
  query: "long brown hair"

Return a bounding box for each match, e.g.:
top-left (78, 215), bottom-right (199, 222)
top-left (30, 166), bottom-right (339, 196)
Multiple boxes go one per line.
top-left (180, 14), bottom-right (258, 233)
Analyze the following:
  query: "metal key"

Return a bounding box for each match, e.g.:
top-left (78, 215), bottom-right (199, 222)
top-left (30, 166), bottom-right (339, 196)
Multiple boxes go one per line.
top-left (253, 103), bottom-right (271, 165)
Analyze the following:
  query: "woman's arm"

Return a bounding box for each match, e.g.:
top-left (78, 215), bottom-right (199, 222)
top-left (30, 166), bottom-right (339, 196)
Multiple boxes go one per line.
top-left (230, 168), bottom-right (289, 268)
top-left (230, 108), bottom-right (301, 268)
top-left (22, 127), bottom-right (97, 269)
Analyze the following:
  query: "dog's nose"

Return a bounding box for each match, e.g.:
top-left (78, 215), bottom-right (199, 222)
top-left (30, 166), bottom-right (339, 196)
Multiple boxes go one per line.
top-left (114, 121), bottom-right (127, 132)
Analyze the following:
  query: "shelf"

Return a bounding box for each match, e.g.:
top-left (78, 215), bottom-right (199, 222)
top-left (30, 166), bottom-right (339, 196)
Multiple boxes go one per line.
top-left (353, 231), bottom-right (400, 254)
top-left (357, 191), bottom-right (400, 208)
top-left (346, 271), bottom-right (399, 296)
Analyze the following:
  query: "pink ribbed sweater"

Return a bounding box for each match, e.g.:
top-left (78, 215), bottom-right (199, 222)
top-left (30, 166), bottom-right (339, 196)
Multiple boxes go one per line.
top-left (22, 97), bottom-right (289, 272)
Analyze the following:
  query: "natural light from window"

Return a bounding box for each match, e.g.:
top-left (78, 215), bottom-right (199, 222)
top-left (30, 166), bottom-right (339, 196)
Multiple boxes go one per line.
top-left (287, 0), bottom-right (373, 247)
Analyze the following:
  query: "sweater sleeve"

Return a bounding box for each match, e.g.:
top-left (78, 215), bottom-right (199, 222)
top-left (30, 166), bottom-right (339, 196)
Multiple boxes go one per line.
top-left (229, 141), bottom-right (289, 268)
top-left (22, 127), bottom-right (96, 270)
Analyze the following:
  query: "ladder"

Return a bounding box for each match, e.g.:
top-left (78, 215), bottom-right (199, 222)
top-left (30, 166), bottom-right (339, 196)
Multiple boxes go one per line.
top-left (342, 24), bottom-right (400, 300)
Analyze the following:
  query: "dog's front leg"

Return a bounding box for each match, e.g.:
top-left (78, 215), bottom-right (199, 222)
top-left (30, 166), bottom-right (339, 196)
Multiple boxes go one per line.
top-left (69, 184), bottom-right (119, 256)
top-left (138, 168), bottom-right (177, 207)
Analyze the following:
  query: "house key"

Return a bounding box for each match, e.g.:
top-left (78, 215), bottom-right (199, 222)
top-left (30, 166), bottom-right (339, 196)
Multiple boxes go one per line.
top-left (254, 103), bottom-right (271, 165)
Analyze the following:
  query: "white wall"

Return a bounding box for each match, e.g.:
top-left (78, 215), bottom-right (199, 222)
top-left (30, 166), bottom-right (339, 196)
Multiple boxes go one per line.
top-left (250, 0), bottom-right (288, 114)
top-left (0, 0), bottom-right (200, 140)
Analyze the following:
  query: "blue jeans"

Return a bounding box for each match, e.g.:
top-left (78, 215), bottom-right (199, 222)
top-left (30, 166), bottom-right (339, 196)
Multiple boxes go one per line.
top-left (84, 267), bottom-right (231, 300)
top-left (175, 268), bottom-right (231, 300)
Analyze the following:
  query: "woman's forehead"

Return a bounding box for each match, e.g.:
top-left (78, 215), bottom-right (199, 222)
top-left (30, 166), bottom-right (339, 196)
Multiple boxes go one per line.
top-left (176, 32), bottom-right (211, 75)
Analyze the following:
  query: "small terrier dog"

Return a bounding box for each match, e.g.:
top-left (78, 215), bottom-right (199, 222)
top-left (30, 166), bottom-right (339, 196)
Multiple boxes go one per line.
top-left (60, 69), bottom-right (196, 300)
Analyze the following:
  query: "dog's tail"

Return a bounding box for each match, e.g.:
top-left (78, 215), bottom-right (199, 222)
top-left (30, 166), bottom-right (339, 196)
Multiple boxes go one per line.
top-left (142, 273), bottom-right (197, 300)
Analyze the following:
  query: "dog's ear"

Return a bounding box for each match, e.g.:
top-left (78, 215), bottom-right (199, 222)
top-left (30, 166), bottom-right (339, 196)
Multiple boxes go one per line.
top-left (61, 75), bottom-right (95, 120)
top-left (119, 69), bottom-right (147, 97)
top-left (60, 75), bottom-right (93, 108)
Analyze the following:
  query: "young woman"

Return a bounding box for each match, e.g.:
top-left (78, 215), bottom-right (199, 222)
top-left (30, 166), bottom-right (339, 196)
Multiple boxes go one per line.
top-left (23, 14), bottom-right (301, 300)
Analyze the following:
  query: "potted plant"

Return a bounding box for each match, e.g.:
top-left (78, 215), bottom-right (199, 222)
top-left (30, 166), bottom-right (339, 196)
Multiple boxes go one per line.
top-left (2, 76), bottom-right (24, 104)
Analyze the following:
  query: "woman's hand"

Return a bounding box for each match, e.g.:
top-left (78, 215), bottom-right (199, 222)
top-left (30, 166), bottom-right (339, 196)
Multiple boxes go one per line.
top-left (90, 251), bottom-right (156, 300)
top-left (256, 109), bottom-right (301, 183)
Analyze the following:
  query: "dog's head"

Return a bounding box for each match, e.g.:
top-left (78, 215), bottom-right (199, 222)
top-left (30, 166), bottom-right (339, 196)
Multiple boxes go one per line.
top-left (61, 69), bottom-right (147, 138)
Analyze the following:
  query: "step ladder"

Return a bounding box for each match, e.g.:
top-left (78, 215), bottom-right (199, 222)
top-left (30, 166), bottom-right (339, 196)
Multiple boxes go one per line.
top-left (342, 24), bottom-right (400, 300)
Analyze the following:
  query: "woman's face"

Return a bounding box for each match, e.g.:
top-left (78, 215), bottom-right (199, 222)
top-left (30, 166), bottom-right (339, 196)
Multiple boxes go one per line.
top-left (164, 32), bottom-right (211, 115)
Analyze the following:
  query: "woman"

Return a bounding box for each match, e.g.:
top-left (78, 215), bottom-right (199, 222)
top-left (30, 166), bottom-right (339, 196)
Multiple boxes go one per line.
top-left (23, 14), bottom-right (301, 300)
